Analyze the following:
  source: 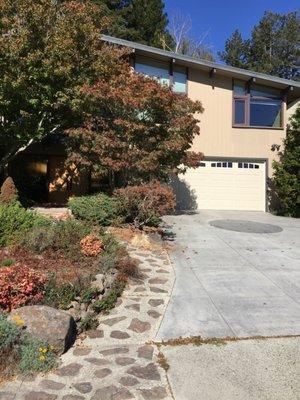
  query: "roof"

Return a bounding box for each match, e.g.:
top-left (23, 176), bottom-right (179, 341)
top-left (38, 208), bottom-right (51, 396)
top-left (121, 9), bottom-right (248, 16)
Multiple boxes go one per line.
top-left (101, 35), bottom-right (300, 103)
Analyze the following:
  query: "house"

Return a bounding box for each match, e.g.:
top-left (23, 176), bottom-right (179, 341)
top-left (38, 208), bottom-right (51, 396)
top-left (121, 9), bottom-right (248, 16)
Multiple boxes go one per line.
top-left (9, 35), bottom-right (300, 210)
top-left (101, 35), bottom-right (300, 212)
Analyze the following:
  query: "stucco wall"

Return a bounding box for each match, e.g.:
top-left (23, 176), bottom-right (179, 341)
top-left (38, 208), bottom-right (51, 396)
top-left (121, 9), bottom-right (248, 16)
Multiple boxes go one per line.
top-left (187, 68), bottom-right (288, 176)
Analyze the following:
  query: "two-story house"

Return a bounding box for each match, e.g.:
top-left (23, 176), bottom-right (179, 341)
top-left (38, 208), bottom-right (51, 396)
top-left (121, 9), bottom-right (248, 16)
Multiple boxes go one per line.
top-left (101, 35), bottom-right (300, 212)
top-left (9, 35), bottom-right (300, 210)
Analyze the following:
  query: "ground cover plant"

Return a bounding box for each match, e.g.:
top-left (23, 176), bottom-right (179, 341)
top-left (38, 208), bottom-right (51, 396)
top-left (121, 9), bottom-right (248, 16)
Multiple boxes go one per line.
top-left (0, 314), bottom-right (57, 380)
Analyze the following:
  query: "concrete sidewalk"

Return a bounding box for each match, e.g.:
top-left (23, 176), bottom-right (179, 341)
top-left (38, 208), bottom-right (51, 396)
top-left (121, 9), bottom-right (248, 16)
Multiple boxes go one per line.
top-left (162, 337), bottom-right (300, 400)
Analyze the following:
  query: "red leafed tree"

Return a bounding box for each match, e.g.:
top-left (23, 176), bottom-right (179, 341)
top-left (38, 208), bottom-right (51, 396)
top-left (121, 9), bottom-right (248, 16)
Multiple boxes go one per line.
top-left (65, 68), bottom-right (204, 187)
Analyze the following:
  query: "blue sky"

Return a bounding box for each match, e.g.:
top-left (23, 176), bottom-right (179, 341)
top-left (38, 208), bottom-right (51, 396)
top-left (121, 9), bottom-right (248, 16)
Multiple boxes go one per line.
top-left (164, 0), bottom-right (300, 60)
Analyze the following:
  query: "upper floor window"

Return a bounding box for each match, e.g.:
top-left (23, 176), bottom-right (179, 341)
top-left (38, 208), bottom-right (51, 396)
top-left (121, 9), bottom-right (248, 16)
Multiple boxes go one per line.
top-left (135, 56), bottom-right (187, 94)
top-left (233, 80), bottom-right (283, 128)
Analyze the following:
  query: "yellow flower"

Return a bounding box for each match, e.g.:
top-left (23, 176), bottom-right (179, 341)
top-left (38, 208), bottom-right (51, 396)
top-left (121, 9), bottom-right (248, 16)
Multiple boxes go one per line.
top-left (11, 314), bottom-right (25, 327)
top-left (39, 355), bottom-right (46, 361)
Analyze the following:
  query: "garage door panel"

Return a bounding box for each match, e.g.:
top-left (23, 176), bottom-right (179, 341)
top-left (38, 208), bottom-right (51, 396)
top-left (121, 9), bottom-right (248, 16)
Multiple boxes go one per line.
top-left (177, 159), bottom-right (266, 211)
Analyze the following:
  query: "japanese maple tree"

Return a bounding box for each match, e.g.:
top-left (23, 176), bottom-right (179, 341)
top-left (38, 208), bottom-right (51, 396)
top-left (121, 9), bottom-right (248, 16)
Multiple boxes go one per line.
top-left (66, 69), bottom-right (203, 187)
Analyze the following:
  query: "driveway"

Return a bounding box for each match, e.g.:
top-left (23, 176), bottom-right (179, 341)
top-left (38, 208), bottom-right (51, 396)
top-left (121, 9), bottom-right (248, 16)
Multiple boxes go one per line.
top-left (157, 210), bottom-right (300, 340)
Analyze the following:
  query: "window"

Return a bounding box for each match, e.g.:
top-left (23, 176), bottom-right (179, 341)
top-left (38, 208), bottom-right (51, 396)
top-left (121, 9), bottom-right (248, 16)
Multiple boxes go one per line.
top-left (173, 66), bottom-right (187, 93)
top-left (135, 56), bottom-right (187, 93)
top-left (233, 80), bottom-right (283, 128)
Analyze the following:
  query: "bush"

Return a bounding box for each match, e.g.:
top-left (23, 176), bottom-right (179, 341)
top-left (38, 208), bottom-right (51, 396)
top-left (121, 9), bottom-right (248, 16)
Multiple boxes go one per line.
top-left (92, 278), bottom-right (126, 313)
top-left (0, 177), bottom-right (18, 204)
top-left (43, 273), bottom-right (84, 310)
top-left (22, 219), bottom-right (90, 255)
top-left (80, 234), bottom-right (104, 256)
top-left (0, 313), bottom-right (21, 350)
top-left (69, 194), bottom-right (118, 226)
top-left (0, 265), bottom-right (47, 311)
top-left (0, 202), bottom-right (49, 246)
top-left (114, 181), bottom-right (175, 227)
top-left (19, 339), bottom-right (57, 374)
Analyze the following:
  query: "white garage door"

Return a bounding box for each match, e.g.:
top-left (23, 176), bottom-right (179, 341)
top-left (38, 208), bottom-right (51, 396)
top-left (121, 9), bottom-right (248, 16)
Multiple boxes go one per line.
top-left (176, 159), bottom-right (266, 211)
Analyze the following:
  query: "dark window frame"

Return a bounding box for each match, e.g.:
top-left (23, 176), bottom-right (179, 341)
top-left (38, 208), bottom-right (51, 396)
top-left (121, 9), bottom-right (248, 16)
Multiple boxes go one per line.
top-left (232, 80), bottom-right (284, 129)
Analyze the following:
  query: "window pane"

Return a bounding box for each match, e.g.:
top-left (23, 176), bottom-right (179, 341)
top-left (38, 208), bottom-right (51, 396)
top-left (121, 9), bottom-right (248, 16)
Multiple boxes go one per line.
top-left (234, 80), bottom-right (246, 95)
top-left (234, 99), bottom-right (246, 124)
top-left (250, 84), bottom-right (282, 99)
top-left (135, 57), bottom-right (170, 86)
top-left (250, 99), bottom-right (282, 127)
top-left (173, 66), bottom-right (187, 93)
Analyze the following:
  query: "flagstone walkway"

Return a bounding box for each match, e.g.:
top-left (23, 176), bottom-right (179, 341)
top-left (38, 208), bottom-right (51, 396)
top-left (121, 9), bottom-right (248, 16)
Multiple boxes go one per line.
top-left (1, 240), bottom-right (175, 400)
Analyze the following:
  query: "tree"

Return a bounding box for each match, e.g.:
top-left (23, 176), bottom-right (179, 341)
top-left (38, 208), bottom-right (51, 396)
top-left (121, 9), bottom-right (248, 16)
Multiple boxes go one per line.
top-left (272, 106), bottom-right (300, 217)
top-left (220, 11), bottom-right (300, 79)
top-left (0, 0), bottom-right (126, 174)
top-left (168, 11), bottom-right (214, 61)
top-left (122, 0), bottom-right (173, 48)
top-left (219, 30), bottom-right (250, 69)
top-left (93, 0), bottom-right (173, 49)
top-left (65, 69), bottom-right (204, 188)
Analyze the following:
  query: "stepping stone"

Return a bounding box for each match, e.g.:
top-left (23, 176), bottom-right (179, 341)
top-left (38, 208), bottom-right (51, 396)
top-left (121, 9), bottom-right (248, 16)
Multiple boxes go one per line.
top-left (55, 363), bottom-right (82, 377)
top-left (140, 387), bottom-right (168, 399)
top-left (91, 385), bottom-right (133, 400)
top-left (87, 330), bottom-right (104, 339)
top-left (138, 345), bottom-right (154, 360)
top-left (73, 348), bottom-right (91, 356)
top-left (119, 376), bottom-right (139, 387)
top-left (25, 393), bottom-right (57, 400)
top-left (148, 299), bottom-right (164, 307)
top-left (148, 278), bottom-right (168, 285)
top-left (127, 363), bottom-right (160, 380)
top-left (110, 330), bottom-right (131, 339)
top-left (134, 286), bottom-right (146, 293)
top-left (99, 347), bottom-right (129, 356)
top-left (101, 316), bottom-right (127, 326)
top-left (94, 368), bottom-right (112, 379)
top-left (125, 304), bottom-right (140, 312)
top-left (115, 357), bottom-right (136, 366)
top-left (128, 318), bottom-right (151, 333)
top-left (62, 396), bottom-right (84, 400)
top-left (147, 310), bottom-right (161, 319)
top-left (85, 357), bottom-right (110, 366)
top-left (73, 382), bottom-right (93, 394)
top-left (40, 380), bottom-right (65, 390)
top-left (150, 287), bottom-right (168, 294)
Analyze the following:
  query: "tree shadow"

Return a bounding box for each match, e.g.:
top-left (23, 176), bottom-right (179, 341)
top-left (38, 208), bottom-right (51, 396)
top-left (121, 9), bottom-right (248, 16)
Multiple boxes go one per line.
top-left (169, 175), bottom-right (198, 214)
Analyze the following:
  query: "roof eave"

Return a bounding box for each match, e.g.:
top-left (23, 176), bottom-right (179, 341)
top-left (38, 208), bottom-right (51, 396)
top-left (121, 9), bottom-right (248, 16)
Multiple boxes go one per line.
top-left (101, 34), bottom-right (300, 103)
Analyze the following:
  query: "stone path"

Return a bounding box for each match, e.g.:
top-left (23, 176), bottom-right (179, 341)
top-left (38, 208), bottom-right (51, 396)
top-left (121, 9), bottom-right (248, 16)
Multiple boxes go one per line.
top-left (1, 241), bottom-right (175, 400)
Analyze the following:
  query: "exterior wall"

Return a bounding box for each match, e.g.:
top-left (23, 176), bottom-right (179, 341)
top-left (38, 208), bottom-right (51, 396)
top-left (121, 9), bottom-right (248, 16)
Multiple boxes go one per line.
top-left (187, 68), bottom-right (287, 176)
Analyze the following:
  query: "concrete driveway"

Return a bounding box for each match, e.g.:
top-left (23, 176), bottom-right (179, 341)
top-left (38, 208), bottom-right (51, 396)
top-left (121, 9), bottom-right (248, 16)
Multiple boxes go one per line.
top-left (157, 210), bottom-right (300, 340)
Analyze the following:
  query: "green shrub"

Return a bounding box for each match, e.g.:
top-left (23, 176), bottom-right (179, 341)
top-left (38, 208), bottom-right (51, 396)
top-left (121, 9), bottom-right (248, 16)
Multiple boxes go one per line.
top-left (93, 279), bottom-right (126, 313)
top-left (78, 313), bottom-right (99, 331)
top-left (43, 274), bottom-right (82, 309)
top-left (114, 181), bottom-right (175, 227)
top-left (69, 194), bottom-right (118, 226)
top-left (0, 202), bottom-right (49, 246)
top-left (22, 218), bottom-right (90, 255)
top-left (0, 314), bottom-right (21, 350)
top-left (19, 339), bottom-right (57, 373)
top-left (1, 258), bottom-right (15, 267)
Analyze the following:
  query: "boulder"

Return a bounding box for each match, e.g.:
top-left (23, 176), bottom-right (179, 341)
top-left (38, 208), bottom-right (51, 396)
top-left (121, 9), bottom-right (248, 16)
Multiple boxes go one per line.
top-left (10, 305), bottom-right (76, 355)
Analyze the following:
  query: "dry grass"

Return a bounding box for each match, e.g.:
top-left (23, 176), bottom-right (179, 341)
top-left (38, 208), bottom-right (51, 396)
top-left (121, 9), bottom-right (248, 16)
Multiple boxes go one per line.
top-left (157, 351), bottom-right (170, 372)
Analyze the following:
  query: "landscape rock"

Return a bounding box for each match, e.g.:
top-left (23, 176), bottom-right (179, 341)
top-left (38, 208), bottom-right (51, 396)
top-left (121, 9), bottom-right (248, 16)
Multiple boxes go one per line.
top-left (10, 305), bottom-right (76, 355)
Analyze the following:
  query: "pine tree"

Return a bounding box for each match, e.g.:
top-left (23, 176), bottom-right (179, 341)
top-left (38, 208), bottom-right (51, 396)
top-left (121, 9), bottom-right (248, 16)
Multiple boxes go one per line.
top-left (220, 11), bottom-right (300, 79)
top-left (219, 30), bottom-right (250, 69)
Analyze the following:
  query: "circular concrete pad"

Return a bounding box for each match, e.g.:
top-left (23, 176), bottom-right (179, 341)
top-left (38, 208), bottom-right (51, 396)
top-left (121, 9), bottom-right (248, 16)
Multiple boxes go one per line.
top-left (210, 219), bottom-right (283, 233)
